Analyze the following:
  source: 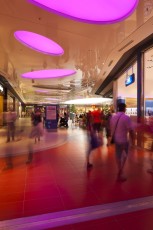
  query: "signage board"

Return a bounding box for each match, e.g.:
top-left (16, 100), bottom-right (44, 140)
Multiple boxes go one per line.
top-left (125, 73), bottom-right (135, 87)
top-left (45, 105), bottom-right (57, 131)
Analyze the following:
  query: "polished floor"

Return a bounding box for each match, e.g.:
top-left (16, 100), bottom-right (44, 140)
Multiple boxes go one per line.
top-left (0, 118), bottom-right (153, 229)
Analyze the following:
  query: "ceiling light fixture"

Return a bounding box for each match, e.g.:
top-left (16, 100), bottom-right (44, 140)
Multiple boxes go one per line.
top-left (35, 90), bottom-right (49, 93)
top-left (28, 0), bottom-right (139, 24)
top-left (14, 31), bottom-right (64, 55)
top-left (21, 69), bottom-right (76, 79)
top-left (45, 98), bottom-right (60, 100)
top-left (63, 98), bottom-right (112, 105)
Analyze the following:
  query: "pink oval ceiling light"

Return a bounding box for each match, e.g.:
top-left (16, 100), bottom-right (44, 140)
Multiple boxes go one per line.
top-left (21, 69), bottom-right (76, 79)
top-left (14, 31), bottom-right (64, 55)
top-left (28, 0), bottom-right (139, 24)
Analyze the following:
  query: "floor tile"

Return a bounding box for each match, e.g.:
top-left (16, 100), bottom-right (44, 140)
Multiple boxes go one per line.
top-left (1, 121), bottom-right (153, 229)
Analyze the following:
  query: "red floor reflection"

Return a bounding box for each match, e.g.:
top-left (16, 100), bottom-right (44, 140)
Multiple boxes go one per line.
top-left (0, 126), bottom-right (153, 229)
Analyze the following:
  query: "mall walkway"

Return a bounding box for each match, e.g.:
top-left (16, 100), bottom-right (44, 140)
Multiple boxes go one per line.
top-left (0, 118), bottom-right (153, 229)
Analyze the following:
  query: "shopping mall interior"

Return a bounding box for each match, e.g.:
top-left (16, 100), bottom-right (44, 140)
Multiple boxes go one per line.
top-left (1, 0), bottom-right (153, 229)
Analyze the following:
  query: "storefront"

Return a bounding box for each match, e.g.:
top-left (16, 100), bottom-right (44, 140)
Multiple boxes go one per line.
top-left (0, 75), bottom-right (23, 125)
top-left (95, 34), bottom-right (153, 149)
top-left (144, 48), bottom-right (153, 117)
top-left (114, 45), bottom-right (153, 119)
top-left (112, 44), bottom-right (153, 150)
top-left (7, 91), bottom-right (21, 117)
top-left (113, 61), bottom-right (137, 119)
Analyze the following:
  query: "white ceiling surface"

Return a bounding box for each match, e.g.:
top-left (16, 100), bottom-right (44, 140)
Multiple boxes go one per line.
top-left (0, 0), bottom-right (153, 104)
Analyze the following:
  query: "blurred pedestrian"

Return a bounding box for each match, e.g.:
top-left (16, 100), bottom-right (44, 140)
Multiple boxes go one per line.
top-left (110, 103), bottom-right (135, 182)
top-left (5, 109), bottom-right (17, 142)
top-left (92, 108), bottom-right (102, 133)
top-left (29, 109), bottom-right (43, 143)
top-left (86, 127), bottom-right (102, 169)
top-left (105, 109), bottom-right (115, 146)
top-left (64, 112), bottom-right (68, 128)
top-left (86, 110), bottom-right (102, 169)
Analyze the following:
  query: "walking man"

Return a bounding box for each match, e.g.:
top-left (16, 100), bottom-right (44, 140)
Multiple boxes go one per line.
top-left (110, 103), bottom-right (135, 181)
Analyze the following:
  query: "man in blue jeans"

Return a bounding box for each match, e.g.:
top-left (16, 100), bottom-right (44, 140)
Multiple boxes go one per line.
top-left (110, 103), bottom-right (135, 182)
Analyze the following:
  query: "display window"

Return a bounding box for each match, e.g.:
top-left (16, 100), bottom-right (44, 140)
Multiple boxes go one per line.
top-left (144, 48), bottom-right (153, 117)
top-left (116, 62), bottom-right (137, 117)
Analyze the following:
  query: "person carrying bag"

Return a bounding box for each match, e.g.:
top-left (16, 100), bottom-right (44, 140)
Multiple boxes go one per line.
top-left (110, 103), bottom-right (135, 182)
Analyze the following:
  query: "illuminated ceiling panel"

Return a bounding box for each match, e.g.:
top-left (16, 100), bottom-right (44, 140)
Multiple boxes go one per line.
top-left (14, 31), bottom-right (64, 55)
top-left (28, 0), bottom-right (139, 24)
top-left (21, 69), bottom-right (76, 79)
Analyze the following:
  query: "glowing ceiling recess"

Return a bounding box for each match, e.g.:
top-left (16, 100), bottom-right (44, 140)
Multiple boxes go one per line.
top-left (28, 0), bottom-right (139, 24)
top-left (35, 90), bottom-right (49, 93)
top-left (64, 98), bottom-right (112, 105)
top-left (21, 69), bottom-right (76, 79)
top-left (14, 31), bottom-right (64, 55)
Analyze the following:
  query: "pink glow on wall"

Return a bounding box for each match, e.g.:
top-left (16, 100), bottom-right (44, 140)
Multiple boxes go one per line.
top-left (14, 31), bottom-right (64, 55)
top-left (28, 0), bottom-right (139, 24)
top-left (21, 69), bottom-right (76, 79)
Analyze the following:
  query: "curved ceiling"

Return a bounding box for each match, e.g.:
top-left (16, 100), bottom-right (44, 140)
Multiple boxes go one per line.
top-left (0, 0), bottom-right (153, 104)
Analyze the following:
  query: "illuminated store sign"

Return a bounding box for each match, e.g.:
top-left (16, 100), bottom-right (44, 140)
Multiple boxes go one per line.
top-left (0, 84), bottom-right (4, 92)
top-left (125, 73), bottom-right (135, 87)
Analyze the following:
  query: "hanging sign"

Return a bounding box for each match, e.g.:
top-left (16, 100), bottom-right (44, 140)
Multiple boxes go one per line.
top-left (125, 73), bottom-right (135, 87)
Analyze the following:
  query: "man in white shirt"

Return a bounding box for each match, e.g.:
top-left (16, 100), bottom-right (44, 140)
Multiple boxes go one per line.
top-left (110, 103), bottom-right (135, 182)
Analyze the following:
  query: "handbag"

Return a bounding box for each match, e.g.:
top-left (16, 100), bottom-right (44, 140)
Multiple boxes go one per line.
top-left (111, 114), bottom-right (123, 144)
